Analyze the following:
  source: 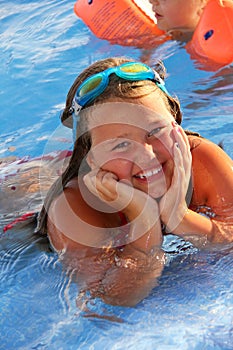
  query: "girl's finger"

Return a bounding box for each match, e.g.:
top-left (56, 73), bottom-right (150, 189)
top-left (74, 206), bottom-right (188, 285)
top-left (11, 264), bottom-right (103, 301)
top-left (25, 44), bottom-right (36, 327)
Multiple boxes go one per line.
top-left (173, 128), bottom-right (186, 153)
top-left (173, 128), bottom-right (192, 178)
top-left (173, 125), bottom-right (190, 152)
top-left (83, 172), bottom-right (100, 196)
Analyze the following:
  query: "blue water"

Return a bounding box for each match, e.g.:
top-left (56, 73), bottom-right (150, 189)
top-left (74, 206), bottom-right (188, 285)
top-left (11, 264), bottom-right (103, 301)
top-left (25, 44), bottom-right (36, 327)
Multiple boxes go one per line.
top-left (1, 1), bottom-right (233, 349)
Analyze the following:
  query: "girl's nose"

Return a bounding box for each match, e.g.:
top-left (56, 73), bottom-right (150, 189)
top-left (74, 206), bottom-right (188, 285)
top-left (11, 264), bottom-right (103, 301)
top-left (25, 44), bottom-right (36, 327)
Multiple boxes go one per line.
top-left (135, 142), bottom-right (156, 164)
top-left (144, 142), bottom-right (155, 155)
top-left (151, 0), bottom-right (160, 6)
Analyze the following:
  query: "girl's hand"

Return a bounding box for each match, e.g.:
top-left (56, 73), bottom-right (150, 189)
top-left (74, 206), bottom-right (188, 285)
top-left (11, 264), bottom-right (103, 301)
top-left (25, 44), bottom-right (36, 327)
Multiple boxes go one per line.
top-left (159, 125), bottom-right (192, 233)
top-left (83, 168), bottom-right (158, 218)
top-left (84, 168), bottom-right (161, 248)
top-left (83, 168), bottom-right (133, 211)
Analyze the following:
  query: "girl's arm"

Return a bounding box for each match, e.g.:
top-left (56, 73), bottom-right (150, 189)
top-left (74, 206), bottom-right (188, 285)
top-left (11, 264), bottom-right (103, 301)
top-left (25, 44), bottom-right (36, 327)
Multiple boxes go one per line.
top-left (47, 175), bottom-right (164, 306)
top-left (160, 129), bottom-right (233, 245)
top-left (187, 136), bottom-right (233, 243)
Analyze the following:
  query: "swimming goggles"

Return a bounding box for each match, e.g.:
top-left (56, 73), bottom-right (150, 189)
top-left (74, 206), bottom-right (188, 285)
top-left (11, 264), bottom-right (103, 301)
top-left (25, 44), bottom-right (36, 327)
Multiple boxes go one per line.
top-left (72, 62), bottom-right (170, 116)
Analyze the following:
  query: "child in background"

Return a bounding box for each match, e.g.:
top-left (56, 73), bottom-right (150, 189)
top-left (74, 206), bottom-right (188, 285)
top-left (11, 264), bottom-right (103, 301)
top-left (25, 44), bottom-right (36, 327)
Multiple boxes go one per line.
top-left (37, 57), bottom-right (233, 306)
top-left (73, 0), bottom-right (233, 68)
top-left (149, 0), bottom-right (208, 41)
top-left (149, 0), bottom-right (233, 66)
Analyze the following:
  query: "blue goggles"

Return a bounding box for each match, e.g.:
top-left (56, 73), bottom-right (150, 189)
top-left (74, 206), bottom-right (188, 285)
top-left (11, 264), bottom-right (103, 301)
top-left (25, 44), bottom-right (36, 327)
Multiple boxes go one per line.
top-left (72, 62), bottom-right (170, 117)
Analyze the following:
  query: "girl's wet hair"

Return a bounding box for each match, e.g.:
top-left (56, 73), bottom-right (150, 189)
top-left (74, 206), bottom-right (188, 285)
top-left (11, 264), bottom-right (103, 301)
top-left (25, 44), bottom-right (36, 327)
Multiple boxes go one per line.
top-left (36, 56), bottom-right (199, 235)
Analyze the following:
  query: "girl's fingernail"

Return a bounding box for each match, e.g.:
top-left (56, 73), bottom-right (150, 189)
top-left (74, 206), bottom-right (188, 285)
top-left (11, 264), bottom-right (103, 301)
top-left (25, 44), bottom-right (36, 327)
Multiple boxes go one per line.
top-left (172, 121), bottom-right (181, 133)
top-left (172, 121), bottom-right (178, 127)
top-left (173, 124), bottom-right (181, 133)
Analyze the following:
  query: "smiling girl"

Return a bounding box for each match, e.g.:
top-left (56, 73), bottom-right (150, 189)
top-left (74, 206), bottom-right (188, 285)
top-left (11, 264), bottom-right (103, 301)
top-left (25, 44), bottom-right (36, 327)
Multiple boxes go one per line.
top-left (37, 57), bottom-right (233, 306)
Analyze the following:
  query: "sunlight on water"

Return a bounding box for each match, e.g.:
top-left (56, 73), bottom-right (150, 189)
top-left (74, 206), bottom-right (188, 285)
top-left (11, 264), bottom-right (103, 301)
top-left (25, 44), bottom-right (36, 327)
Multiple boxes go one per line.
top-left (0, 0), bottom-right (233, 349)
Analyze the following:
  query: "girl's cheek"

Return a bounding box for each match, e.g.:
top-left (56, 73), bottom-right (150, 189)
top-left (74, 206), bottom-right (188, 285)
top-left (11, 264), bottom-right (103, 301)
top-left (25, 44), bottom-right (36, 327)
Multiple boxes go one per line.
top-left (101, 159), bottom-right (133, 180)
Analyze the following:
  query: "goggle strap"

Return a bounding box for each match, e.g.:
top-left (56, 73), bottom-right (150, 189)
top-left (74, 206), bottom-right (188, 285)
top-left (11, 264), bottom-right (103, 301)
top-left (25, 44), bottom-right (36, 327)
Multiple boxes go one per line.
top-left (73, 100), bottom-right (82, 115)
top-left (72, 112), bottom-right (80, 143)
top-left (71, 100), bottom-right (82, 142)
top-left (152, 70), bottom-right (170, 96)
top-left (156, 82), bottom-right (170, 95)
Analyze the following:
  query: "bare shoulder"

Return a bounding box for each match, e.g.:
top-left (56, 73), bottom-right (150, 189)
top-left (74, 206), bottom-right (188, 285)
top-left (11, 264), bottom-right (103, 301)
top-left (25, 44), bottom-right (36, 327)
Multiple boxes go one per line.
top-left (188, 136), bottom-right (233, 204)
top-left (47, 176), bottom-right (120, 250)
top-left (188, 136), bottom-right (233, 166)
top-left (48, 177), bottom-right (112, 224)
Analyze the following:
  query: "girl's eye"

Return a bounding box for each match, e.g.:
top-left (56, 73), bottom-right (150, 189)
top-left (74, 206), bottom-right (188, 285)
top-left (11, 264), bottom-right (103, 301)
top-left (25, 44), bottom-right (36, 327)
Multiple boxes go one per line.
top-left (112, 141), bottom-right (130, 151)
top-left (147, 127), bottom-right (163, 138)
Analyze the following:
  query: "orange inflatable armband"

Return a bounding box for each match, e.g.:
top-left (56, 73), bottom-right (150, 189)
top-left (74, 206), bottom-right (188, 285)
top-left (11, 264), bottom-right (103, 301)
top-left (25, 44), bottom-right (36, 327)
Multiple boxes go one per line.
top-left (74, 0), bottom-right (165, 47)
top-left (187, 0), bottom-right (233, 66)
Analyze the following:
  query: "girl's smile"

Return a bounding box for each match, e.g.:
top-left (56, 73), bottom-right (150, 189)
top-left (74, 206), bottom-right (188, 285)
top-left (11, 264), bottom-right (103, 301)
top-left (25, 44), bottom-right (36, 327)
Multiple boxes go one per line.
top-left (134, 164), bottom-right (163, 180)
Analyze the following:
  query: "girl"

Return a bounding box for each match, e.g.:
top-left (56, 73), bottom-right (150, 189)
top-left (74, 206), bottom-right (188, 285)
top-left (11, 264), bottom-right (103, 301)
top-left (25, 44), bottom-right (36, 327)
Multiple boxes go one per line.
top-left (37, 57), bottom-right (233, 306)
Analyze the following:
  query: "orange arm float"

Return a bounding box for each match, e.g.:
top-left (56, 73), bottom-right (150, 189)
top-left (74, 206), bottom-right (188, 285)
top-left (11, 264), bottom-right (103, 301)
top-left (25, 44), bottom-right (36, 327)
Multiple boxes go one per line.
top-left (74, 0), bottom-right (166, 48)
top-left (187, 0), bottom-right (233, 67)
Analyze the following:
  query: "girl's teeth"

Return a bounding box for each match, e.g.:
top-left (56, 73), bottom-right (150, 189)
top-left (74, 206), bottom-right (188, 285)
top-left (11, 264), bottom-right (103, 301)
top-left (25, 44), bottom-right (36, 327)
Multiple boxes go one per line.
top-left (136, 166), bottom-right (162, 179)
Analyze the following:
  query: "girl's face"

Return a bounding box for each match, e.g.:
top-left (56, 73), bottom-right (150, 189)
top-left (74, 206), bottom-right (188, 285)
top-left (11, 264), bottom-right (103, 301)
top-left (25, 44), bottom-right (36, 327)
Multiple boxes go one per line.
top-left (86, 92), bottom-right (177, 199)
top-left (150, 0), bottom-right (205, 32)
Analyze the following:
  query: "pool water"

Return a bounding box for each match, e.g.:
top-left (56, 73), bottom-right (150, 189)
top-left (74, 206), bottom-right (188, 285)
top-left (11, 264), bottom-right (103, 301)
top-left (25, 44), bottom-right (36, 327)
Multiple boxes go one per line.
top-left (1, 1), bottom-right (233, 349)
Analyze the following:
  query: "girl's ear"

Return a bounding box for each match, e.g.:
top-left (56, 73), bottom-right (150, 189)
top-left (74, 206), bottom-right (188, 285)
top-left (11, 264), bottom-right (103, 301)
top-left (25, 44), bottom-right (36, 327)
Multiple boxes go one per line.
top-left (86, 151), bottom-right (97, 169)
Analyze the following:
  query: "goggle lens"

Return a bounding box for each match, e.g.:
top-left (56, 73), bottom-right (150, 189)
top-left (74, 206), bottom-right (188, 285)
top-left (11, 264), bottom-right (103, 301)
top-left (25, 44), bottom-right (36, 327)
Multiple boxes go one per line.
top-left (119, 63), bottom-right (149, 73)
top-left (79, 76), bottom-right (103, 96)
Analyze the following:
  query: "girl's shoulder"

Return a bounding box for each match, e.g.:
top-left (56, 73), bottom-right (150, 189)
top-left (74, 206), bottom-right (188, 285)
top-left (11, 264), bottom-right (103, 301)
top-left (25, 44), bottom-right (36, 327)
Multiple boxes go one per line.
top-left (188, 135), bottom-right (233, 206)
top-left (49, 176), bottom-right (106, 224)
top-left (47, 176), bottom-right (122, 244)
top-left (188, 135), bottom-right (232, 165)
top-left (47, 177), bottom-right (107, 251)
